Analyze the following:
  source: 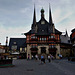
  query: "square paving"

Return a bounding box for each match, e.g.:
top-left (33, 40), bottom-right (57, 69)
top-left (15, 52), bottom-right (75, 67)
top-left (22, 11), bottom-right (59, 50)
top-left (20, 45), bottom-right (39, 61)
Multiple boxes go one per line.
top-left (0, 59), bottom-right (75, 75)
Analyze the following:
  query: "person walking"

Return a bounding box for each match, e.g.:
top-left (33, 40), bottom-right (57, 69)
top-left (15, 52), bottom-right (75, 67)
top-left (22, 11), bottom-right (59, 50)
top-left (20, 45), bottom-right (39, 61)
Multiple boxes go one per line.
top-left (27, 54), bottom-right (30, 60)
top-left (41, 55), bottom-right (43, 64)
top-left (32, 55), bottom-right (34, 60)
top-left (48, 55), bottom-right (51, 62)
top-left (43, 55), bottom-right (45, 64)
top-left (35, 54), bottom-right (38, 60)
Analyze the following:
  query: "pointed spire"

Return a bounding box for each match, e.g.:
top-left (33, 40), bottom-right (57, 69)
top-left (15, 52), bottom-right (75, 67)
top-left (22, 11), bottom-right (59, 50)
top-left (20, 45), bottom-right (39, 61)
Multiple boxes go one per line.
top-left (65, 29), bottom-right (68, 37)
top-left (33, 4), bottom-right (36, 25)
top-left (49, 3), bottom-right (53, 24)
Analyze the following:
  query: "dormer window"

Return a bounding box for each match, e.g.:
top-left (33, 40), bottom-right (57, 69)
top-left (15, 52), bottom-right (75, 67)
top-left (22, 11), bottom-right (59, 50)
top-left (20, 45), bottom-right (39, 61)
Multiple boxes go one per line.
top-left (14, 42), bottom-right (16, 44)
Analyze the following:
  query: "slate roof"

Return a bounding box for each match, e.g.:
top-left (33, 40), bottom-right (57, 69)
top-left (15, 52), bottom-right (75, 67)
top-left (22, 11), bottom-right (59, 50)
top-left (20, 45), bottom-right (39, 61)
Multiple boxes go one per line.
top-left (24, 19), bottom-right (62, 35)
top-left (9, 38), bottom-right (26, 50)
top-left (25, 28), bottom-right (61, 35)
top-left (24, 30), bottom-right (31, 35)
top-left (60, 35), bottom-right (71, 44)
top-left (55, 29), bottom-right (62, 34)
top-left (71, 28), bottom-right (75, 33)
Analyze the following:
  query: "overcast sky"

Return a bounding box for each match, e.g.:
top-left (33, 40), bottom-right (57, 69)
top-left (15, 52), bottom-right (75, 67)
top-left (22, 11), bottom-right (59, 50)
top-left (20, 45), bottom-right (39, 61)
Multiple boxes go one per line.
top-left (0, 0), bottom-right (75, 45)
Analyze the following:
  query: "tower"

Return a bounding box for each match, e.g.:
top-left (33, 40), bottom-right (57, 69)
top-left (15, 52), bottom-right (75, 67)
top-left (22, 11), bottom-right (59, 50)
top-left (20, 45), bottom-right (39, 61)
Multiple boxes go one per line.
top-left (41, 8), bottom-right (45, 19)
top-left (31, 5), bottom-right (37, 33)
top-left (49, 4), bottom-right (55, 33)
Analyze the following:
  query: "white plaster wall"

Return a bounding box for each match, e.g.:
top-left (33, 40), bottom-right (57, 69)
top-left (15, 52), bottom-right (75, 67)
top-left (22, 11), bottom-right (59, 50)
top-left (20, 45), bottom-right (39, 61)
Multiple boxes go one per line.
top-left (56, 44), bottom-right (60, 59)
top-left (27, 44), bottom-right (31, 59)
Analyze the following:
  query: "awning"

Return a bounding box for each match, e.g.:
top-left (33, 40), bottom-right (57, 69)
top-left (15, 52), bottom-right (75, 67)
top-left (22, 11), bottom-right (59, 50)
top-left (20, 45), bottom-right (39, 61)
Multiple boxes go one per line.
top-left (11, 52), bottom-right (20, 54)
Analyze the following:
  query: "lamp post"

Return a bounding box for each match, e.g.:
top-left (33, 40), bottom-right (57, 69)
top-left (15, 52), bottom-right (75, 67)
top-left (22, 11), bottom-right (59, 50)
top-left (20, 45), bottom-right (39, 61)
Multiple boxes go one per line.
top-left (5, 36), bottom-right (8, 53)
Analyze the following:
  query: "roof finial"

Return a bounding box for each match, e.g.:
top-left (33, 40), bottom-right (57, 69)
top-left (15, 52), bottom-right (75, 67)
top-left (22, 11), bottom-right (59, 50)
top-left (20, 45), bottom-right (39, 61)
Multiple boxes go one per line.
top-left (41, 7), bottom-right (45, 19)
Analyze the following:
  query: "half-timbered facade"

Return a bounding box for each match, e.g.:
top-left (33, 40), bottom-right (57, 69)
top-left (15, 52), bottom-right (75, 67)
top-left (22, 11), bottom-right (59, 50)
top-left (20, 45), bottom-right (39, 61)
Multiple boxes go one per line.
top-left (25, 6), bottom-right (62, 59)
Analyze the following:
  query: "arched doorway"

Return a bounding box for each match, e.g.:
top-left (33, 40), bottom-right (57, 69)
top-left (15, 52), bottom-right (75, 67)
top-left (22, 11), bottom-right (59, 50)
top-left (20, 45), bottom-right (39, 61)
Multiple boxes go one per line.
top-left (41, 47), bottom-right (46, 54)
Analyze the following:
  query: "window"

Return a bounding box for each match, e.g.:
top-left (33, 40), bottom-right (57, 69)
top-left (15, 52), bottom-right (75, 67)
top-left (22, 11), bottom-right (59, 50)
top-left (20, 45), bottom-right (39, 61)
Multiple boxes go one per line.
top-left (31, 36), bottom-right (37, 39)
top-left (49, 45), bottom-right (55, 48)
top-left (49, 36), bottom-right (51, 38)
top-left (20, 48), bottom-right (22, 52)
top-left (51, 36), bottom-right (54, 38)
top-left (40, 38), bottom-right (41, 41)
top-left (42, 38), bottom-right (44, 40)
top-left (11, 45), bottom-right (17, 50)
top-left (31, 45), bottom-right (37, 48)
top-left (44, 38), bottom-right (46, 40)
top-left (40, 38), bottom-right (46, 41)
top-left (41, 21), bottom-right (45, 24)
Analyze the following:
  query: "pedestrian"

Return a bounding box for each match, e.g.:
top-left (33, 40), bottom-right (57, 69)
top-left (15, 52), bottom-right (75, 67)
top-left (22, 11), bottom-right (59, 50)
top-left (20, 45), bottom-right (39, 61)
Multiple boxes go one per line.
top-left (43, 55), bottom-right (45, 64)
top-left (41, 55), bottom-right (43, 64)
top-left (59, 54), bottom-right (62, 59)
top-left (48, 55), bottom-right (51, 62)
top-left (27, 54), bottom-right (30, 60)
top-left (50, 54), bottom-right (54, 60)
top-left (32, 55), bottom-right (34, 60)
top-left (35, 54), bottom-right (38, 60)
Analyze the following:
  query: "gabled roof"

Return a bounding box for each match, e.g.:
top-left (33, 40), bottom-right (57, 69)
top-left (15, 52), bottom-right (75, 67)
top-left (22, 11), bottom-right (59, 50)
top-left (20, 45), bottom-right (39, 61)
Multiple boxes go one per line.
top-left (60, 35), bottom-right (71, 44)
top-left (55, 29), bottom-right (62, 34)
top-left (24, 30), bottom-right (31, 35)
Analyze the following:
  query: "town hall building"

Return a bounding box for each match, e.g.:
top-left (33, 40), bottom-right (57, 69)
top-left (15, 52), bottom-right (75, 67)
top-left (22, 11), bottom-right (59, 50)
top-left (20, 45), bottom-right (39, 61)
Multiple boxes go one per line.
top-left (24, 6), bottom-right (63, 59)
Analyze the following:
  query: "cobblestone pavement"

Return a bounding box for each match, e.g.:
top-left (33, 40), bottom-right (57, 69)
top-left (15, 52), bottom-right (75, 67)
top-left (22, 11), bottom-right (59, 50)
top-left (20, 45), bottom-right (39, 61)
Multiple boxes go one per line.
top-left (0, 59), bottom-right (75, 75)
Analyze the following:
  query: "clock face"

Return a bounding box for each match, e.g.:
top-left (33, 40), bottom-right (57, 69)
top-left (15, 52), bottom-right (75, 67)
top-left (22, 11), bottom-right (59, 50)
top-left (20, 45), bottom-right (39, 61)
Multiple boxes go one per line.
top-left (41, 21), bottom-right (45, 24)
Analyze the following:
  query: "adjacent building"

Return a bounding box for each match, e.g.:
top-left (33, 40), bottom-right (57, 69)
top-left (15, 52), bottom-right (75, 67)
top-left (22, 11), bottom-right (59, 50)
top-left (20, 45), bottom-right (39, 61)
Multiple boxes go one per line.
top-left (9, 38), bottom-right (27, 58)
top-left (70, 28), bottom-right (75, 56)
top-left (60, 31), bottom-right (72, 57)
top-left (0, 43), bottom-right (5, 53)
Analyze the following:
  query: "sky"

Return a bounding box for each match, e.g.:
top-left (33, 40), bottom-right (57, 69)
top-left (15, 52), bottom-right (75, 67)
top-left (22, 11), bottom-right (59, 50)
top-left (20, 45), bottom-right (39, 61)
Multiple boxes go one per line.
top-left (0, 0), bottom-right (75, 45)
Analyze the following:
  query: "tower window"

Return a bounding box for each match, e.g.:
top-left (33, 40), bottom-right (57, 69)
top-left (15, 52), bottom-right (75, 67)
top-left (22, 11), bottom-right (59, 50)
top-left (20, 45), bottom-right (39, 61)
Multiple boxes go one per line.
top-left (41, 21), bottom-right (45, 24)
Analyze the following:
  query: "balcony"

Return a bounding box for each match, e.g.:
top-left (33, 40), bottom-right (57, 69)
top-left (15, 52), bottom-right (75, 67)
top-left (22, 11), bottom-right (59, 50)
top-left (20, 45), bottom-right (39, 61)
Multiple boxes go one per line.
top-left (27, 40), bottom-right (55, 44)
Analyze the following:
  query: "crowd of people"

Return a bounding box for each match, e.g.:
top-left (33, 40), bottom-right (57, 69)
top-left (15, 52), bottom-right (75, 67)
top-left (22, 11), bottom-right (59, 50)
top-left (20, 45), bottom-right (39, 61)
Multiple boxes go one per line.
top-left (27, 54), bottom-right (55, 64)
